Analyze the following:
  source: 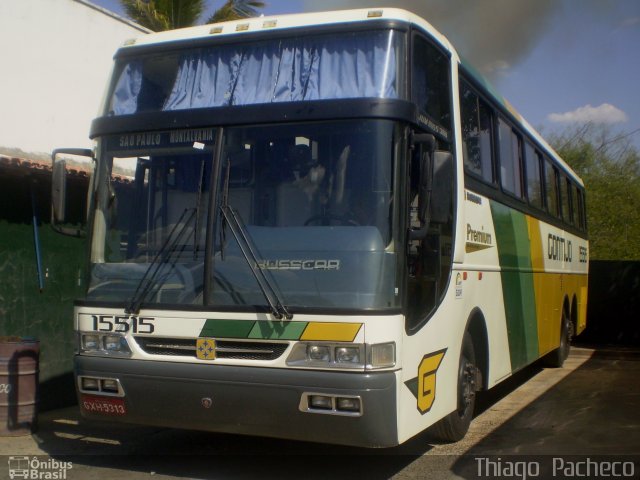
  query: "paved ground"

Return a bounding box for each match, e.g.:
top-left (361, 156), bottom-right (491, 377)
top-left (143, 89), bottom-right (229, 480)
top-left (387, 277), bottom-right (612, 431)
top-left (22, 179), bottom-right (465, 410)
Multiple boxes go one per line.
top-left (1, 347), bottom-right (639, 479)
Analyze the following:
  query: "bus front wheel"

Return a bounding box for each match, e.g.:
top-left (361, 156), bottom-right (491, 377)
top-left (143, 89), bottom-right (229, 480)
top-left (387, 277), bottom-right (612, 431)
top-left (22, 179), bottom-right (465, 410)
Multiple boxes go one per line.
top-left (429, 331), bottom-right (478, 442)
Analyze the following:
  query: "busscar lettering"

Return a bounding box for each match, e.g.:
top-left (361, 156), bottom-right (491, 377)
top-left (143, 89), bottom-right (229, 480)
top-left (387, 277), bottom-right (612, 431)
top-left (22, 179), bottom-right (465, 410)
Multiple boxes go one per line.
top-left (547, 234), bottom-right (573, 263)
top-left (256, 259), bottom-right (340, 271)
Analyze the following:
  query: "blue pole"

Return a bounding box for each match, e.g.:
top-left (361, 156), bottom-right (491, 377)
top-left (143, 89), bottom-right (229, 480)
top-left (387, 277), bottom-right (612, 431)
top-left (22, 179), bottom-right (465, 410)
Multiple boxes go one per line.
top-left (30, 182), bottom-right (45, 292)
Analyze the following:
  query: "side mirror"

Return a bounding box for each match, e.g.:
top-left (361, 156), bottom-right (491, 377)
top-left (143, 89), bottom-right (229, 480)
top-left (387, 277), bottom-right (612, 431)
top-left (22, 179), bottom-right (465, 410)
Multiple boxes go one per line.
top-left (51, 148), bottom-right (94, 237)
top-left (52, 158), bottom-right (67, 223)
top-left (410, 133), bottom-right (435, 240)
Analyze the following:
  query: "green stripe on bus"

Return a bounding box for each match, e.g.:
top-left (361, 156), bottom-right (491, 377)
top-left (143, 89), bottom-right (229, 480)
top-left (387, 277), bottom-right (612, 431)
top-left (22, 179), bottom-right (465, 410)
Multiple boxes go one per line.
top-left (490, 201), bottom-right (539, 370)
top-left (200, 319), bottom-right (309, 340)
top-left (248, 321), bottom-right (308, 340)
top-left (200, 319), bottom-right (256, 338)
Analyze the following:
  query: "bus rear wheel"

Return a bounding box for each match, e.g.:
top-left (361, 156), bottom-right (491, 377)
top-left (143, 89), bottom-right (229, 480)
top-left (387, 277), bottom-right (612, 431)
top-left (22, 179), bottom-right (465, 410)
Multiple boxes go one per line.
top-left (544, 307), bottom-right (572, 368)
top-left (429, 331), bottom-right (478, 442)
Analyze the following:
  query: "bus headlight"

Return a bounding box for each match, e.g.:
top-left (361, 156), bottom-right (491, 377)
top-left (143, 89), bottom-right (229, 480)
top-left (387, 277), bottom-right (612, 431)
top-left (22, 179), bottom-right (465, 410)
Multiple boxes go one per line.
top-left (82, 334), bottom-right (100, 351)
top-left (335, 346), bottom-right (361, 364)
top-left (286, 342), bottom-right (365, 369)
top-left (79, 333), bottom-right (132, 357)
top-left (104, 335), bottom-right (126, 352)
top-left (308, 345), bottom-right (330, 362)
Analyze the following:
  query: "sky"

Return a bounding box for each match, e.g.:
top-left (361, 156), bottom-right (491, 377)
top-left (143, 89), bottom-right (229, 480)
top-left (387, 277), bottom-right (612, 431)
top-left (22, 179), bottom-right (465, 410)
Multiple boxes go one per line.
top-left (94, 0), bottom-right (640, 148)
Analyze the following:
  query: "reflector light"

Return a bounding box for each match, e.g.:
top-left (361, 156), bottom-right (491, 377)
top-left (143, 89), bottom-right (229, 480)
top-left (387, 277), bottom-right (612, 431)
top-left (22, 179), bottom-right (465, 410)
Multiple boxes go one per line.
top-left (101, 379), bottom-right (119, 393)
top-left (337, 397), bottom-right (361, 412)
top-left (309, 395), bottom-right (332, 410)
top-left (81, 377), bottom-right (99, 391)
top-left (369, 342), bottom-right (396, 368)
top-left (79, 376), bottom-right (124, 397)
top-left (367, 10), bottom-right (383, 18)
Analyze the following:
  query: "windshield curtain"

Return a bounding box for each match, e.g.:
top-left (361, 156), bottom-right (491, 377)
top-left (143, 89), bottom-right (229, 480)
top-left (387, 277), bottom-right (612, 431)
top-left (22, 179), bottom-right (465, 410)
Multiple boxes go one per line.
top-left (108, 30), bottom-right (402, 115)
top-left (87, 120), bottom-right (399, 311)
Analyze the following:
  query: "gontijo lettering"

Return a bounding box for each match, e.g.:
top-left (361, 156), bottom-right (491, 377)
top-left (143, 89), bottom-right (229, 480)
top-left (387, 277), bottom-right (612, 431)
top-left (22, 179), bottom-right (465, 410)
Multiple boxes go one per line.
top-left (548, 233), bottom-right (572, 262)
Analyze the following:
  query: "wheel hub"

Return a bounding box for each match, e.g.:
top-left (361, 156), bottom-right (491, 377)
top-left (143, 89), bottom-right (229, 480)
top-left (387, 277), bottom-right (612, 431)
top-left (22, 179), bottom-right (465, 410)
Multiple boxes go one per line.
top-left (461, 362), bottom-right (477, 409)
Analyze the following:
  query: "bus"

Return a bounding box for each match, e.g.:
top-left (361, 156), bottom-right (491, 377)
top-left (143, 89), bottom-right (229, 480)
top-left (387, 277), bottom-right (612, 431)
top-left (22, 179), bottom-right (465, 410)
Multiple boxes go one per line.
top-left (51, 8), bottom-right (588, 448)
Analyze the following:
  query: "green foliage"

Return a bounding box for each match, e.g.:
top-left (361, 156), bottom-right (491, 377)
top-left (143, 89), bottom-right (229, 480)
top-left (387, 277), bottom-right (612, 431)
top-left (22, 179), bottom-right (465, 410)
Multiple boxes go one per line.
top-left (120, 0), bottom-right (266, 31)
top-left (549, 125), bottom-right (640, 260)
top-left (121, 0), bottom-right (205, 31)
top-left (207, 1), bottom-right (265, 24)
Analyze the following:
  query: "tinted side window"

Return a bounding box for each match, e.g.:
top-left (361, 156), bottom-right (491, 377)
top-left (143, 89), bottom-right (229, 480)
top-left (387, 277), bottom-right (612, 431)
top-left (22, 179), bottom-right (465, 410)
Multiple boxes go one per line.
top-left (460, 80), bottom-right (493, 183)
top-left (412, 35), bottom-right (451, 134)
top-left (559, 175), bottom-right (571, 223)
top-left (498, 118), bottom-right (523, 198)
top-left (576, 189), bottom-right (587, 230)
top-left (545, 159), bottom-right (559, 217)
top-left (524, 142), bottom-right (543, 208)
top-left (570, 181), bottom-right (579, 226)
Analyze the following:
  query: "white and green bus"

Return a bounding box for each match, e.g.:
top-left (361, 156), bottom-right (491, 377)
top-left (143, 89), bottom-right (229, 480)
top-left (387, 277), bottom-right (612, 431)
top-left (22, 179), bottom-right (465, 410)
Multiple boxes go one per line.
top-left (52, 8), bottom-right (588, 447)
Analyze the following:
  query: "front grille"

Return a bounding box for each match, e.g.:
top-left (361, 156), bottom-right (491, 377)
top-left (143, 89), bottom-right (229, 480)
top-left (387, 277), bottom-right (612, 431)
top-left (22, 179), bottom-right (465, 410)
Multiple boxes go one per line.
top-left (134, 336), bottom-right (288, 361)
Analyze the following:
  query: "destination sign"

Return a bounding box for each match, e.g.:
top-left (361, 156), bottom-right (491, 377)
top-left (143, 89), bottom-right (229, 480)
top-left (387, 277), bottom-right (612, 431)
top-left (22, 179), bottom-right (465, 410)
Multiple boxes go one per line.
top-left (107, 128), bottom-right (216, 151)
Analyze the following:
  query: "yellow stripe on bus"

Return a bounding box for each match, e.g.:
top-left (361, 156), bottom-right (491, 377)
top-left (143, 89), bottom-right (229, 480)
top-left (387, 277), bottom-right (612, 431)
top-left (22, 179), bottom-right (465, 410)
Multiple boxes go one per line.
top-left (526, 216), bottom-right (588, 356)
top-left (300, 322), bottom-right (362, 342)
top-left (527, 216), bottom-right (562, 356)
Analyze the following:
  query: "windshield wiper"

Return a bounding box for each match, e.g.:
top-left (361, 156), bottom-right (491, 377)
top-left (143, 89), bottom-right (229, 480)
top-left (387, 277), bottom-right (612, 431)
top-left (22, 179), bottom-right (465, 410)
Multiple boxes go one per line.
top-left (193, 158), bottom-right (206, 260)
top-left (219, 160), bottom-right (293, 320)
top-left (125, 207), bottom-right (196, 315)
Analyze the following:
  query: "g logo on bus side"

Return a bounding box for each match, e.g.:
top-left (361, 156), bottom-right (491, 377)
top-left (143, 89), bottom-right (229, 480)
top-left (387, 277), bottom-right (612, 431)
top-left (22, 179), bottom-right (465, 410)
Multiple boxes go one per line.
top-left (417, 349), bottom-right (446, 414)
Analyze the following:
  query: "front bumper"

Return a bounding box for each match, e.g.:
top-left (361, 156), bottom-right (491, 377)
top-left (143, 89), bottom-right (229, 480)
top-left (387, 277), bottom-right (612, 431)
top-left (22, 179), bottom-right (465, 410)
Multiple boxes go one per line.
top-left (75, 356), bottom-right (399, 447)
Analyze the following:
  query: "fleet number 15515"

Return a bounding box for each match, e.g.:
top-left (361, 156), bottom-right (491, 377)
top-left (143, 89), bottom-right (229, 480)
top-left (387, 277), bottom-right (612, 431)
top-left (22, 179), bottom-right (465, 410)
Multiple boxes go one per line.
top-left (91, 315), bottom-right (155, 334)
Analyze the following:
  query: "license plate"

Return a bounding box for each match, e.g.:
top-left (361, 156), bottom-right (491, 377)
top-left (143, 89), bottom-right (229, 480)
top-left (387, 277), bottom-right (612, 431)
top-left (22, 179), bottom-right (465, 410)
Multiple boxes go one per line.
top-left (81, 395), bottom-right (127, 416)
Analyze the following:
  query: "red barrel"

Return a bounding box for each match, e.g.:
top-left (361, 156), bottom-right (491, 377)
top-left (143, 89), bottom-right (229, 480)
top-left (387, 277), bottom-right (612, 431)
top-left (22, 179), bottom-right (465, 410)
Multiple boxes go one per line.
top-left (0, 337), bottom-right (39, 435)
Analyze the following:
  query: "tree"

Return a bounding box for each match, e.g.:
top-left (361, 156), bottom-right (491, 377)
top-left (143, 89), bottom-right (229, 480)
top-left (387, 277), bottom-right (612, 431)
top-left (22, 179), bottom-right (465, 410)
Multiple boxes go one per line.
top-left (548, 124), bottom-right (640, 260)
top-left (120, 0), bottom-right (266, 32)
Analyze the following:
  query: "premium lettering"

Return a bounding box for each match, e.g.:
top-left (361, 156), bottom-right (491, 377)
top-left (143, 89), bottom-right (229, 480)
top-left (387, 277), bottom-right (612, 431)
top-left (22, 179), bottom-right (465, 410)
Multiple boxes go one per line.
top-left (466, 224), bottom-right (492, 246)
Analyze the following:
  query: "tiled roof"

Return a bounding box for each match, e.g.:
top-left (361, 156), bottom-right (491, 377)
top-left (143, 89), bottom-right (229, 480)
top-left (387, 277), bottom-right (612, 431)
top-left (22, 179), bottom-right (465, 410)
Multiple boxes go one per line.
top-left (0, 154), bottom-right (90, 179)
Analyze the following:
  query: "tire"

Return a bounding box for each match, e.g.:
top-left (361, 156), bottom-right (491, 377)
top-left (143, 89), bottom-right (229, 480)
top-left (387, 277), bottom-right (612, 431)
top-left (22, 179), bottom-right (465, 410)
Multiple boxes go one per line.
top-left (544, 307), bottom-right (572, 368)
top-left (429, 331), bottom-right (478, 442)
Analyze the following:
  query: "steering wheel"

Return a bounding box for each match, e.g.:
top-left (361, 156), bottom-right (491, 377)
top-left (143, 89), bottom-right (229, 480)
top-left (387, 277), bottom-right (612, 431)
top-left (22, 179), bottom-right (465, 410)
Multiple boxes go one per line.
top-left (304, 214), bottom-right (360, 226)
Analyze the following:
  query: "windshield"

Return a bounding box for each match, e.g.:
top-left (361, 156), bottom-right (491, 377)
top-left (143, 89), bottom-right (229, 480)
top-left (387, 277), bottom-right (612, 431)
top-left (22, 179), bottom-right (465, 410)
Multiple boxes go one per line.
top-left (87, 120), bottom-right (399, 311)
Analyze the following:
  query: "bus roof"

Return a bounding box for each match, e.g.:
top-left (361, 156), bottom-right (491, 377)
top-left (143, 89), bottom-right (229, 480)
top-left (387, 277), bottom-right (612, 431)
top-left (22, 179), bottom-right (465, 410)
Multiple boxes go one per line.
top-left (120, 8), bottom-right (453, 51)
top-left (119, 7), bottom-right (582, 186)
